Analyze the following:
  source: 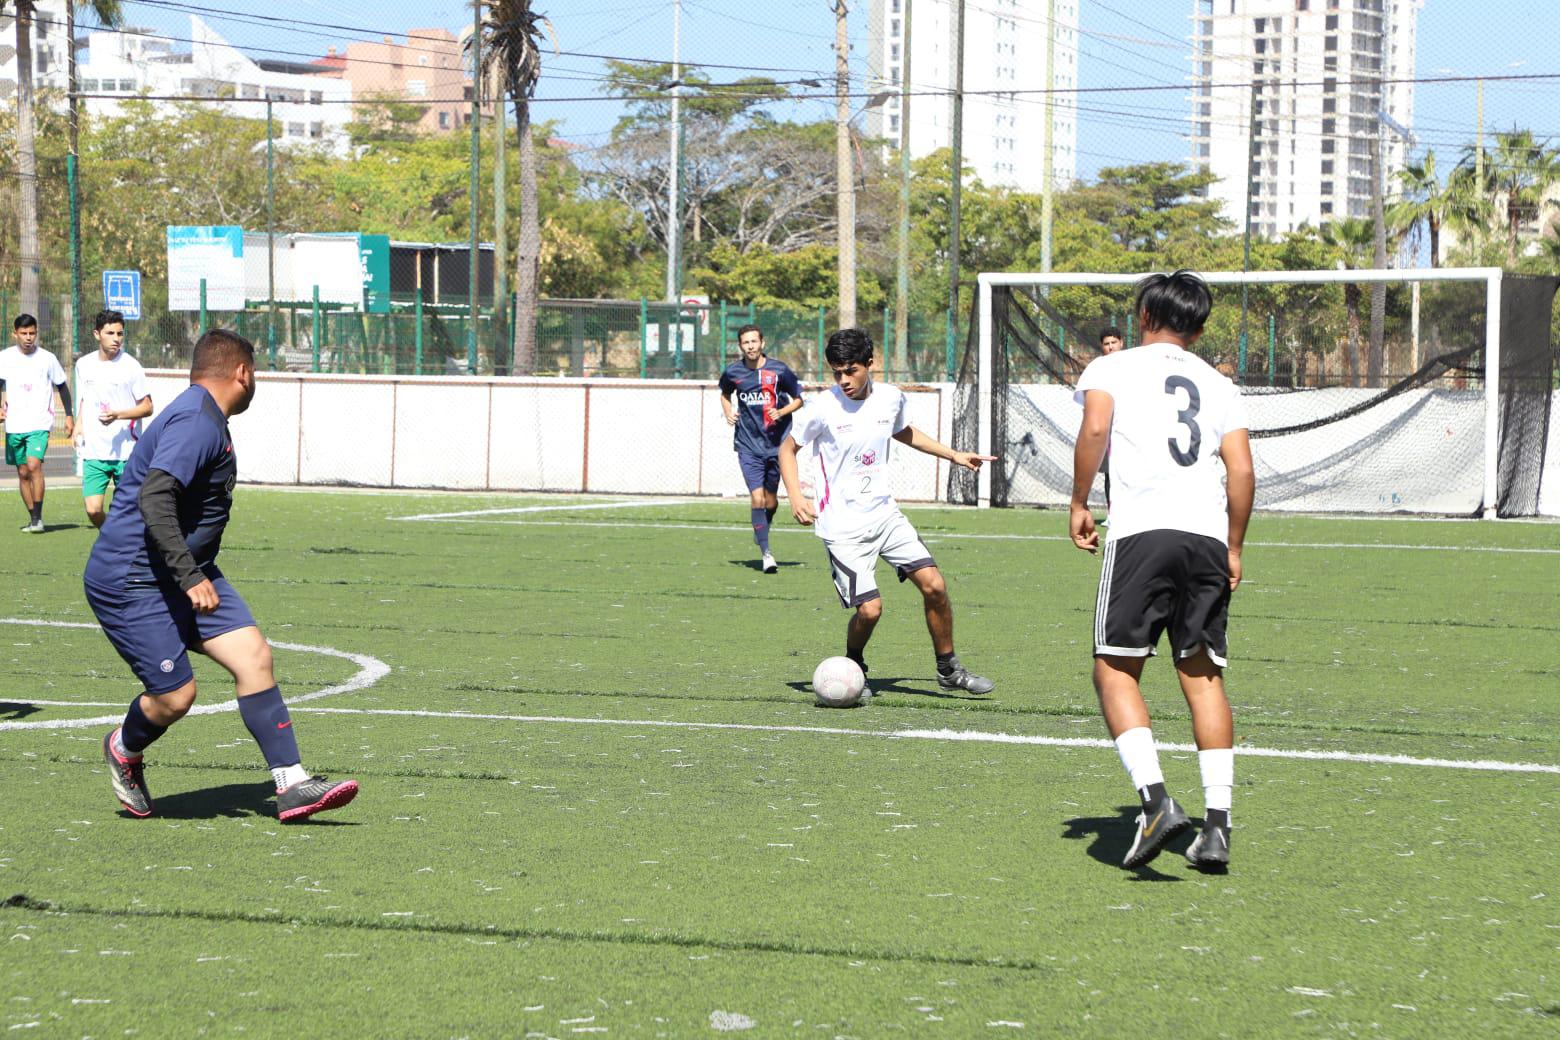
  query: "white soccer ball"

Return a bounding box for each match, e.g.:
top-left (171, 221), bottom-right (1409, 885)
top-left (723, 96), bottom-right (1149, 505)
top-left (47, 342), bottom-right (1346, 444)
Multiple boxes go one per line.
top-left (812, 656), bottom-right (867, 708)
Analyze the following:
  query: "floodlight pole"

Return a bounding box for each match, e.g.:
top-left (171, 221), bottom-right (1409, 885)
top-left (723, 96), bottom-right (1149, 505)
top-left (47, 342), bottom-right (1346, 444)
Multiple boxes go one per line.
top-left (1039, 0), bottom-right (1055, 280)
top-left (1239, 79), bottom-right (1257, 382)
top-left (666, 0), bottom-right (683, 302)
top-left (834, 0), bottom-right (855, 329)
top-left (267, 99), bottom-right (277, 367)
top-left (947, 0), bottom-right (965, 360)
top-left (468, 0), bottom-right (482, 374)
top-left (66, 2), bottom-right (81, 362)
top-left (894, 0), bottom-right (913, 377)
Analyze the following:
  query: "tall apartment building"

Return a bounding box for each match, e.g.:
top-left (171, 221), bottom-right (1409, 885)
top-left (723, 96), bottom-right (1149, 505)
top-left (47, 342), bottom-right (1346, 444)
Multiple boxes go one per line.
top-left (1191, 0), bottom-right (1423, 238)
top-left (867, 0), bottom-right (1078, 194)
top-left (0, 0), bottom-right (75, 96)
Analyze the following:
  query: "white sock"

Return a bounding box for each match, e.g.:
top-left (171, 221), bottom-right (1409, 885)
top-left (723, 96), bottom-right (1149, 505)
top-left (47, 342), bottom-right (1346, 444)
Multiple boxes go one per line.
top-left (1113, 727), bottom-right (1164, 798)
top-left (1199, 747), bottom-right (1234, 815)
top-left (272, 763), bottom-right (309, 792)
top-left (111, 729), bottom-right (138, 760)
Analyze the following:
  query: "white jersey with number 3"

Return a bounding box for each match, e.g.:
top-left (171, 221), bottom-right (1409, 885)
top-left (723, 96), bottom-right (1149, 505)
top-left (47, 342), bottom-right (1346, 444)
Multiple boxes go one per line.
top-left (1075, 342), bottom-right (1248, 545)
top-left (790, 382), bottom-right (910, 542)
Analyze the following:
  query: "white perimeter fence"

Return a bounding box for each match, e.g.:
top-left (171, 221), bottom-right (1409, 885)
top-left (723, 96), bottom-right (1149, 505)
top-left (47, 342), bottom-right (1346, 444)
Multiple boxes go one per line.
top-left (139, 371), bottom-right (1560, 516)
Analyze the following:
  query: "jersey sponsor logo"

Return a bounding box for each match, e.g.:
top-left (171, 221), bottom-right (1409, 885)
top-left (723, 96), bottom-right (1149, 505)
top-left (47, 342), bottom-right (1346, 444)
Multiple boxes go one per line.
top-left (856, 449), bottom-right (878, 467)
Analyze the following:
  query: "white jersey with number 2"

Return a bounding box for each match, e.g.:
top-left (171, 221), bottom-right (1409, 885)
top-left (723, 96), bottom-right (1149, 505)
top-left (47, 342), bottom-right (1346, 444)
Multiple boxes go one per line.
top-left (790, 381), bottom-right (910, 543)
top-left (1075, 341), bottom-right (1249, 545)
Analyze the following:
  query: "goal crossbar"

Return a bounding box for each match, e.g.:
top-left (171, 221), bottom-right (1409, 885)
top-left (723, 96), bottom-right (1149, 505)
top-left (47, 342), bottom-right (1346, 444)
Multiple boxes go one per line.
top-left (974, 268), bottom-right (1508, 515)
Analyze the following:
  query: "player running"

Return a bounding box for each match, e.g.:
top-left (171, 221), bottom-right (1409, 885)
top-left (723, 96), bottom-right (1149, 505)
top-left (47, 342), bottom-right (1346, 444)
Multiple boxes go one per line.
top-left (85, 329), bottom-right (358, 822)
top-left (73, 310), bottom-right (153, 528)
top-left (0, 313), bottom-right (75, 532)
top-left (719, 324), bottom-right (804, 573)
top-left (779, 327), bottom-right (996, 697)
top-left (1069, 271), bottom-right (1255, 872)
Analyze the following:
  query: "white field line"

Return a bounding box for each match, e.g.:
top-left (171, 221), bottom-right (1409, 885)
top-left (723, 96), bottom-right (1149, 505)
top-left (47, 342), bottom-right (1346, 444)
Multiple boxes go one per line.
top-left (393, 498), bottom-right (688, 522)
top-left (384, 515), bottom-right (1560, 555)
top-left (293, 707), bottom-right (1560, 775)
top-left (0, 618), bottom-right (390, 732)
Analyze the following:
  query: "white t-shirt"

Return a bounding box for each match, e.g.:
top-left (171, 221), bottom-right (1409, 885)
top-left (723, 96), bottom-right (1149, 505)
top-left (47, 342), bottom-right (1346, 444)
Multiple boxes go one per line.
top-left (74, 351), bottom-right (150, 461)
top-left (0, 345), bottom-right (68, 436)
top-left (790, 381), bottom-right (911, 542)
top-left (1074, 342), bottom-right (1249, 544)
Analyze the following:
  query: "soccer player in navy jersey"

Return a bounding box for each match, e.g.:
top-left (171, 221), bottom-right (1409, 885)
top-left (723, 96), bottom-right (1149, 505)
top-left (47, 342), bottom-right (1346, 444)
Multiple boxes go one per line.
top-left (85, 329), bottom-right (357, 822)
top-left (718, 324), bottom-right (804, 573)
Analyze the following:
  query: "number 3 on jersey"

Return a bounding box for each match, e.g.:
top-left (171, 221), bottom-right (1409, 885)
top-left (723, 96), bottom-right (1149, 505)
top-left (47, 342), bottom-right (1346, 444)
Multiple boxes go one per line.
top-left (1165, 375), bottom-right (1201, 466)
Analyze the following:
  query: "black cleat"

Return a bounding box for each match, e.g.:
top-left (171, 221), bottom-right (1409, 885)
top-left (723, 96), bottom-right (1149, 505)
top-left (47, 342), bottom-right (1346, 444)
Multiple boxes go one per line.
top-left (103, 729), bottom-right (153, 818)
top-left (1186, 823), bottom-right (1230, 871)
top-left (277, 776), bottom-right (359, 822)
top-left (1122, 796), bottom-right (1189, 868)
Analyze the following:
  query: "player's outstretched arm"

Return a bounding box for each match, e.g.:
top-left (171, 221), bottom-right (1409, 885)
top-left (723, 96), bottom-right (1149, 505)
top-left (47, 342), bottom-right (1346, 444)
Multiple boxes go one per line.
top-left (778, 436), bottom-right (816, 525)
top-left (1069, 390), bottom-right (1113, 554)
top-left (1220, 428), bottom-right (1255, 590)
top-left (891, 426), bottom-right (996, 470)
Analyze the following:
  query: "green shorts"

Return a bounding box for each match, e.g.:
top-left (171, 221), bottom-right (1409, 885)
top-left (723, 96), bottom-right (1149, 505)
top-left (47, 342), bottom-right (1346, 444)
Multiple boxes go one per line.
top-left (82, 458), bottom-right (127, 498)
top-left (5, 430), bottom-right (49, 466)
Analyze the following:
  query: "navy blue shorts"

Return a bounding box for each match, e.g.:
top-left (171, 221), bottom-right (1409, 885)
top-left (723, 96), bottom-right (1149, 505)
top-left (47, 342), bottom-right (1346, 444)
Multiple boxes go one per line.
top-left (737, 451), bottom-right (780, 493)
top-left (84, 575), bottom-right (259, 695)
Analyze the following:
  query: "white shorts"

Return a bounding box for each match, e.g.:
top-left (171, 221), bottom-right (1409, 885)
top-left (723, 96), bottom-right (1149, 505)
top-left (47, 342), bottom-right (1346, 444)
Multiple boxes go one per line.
top-left (821, 510), bottom-right (937, 608)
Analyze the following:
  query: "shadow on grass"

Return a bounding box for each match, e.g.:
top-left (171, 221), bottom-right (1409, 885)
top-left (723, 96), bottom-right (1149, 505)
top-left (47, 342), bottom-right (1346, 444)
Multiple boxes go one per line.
top-left (784, 677), bottom-right (989, 701)
top-left (1062, 805), bottom-right (1185, 882)
top-left (139, 782), bottom-right (358, 825)
top-left (729, 559), bottom-right (806, 572)
top-left (0, 702), bottom-right (42, 720)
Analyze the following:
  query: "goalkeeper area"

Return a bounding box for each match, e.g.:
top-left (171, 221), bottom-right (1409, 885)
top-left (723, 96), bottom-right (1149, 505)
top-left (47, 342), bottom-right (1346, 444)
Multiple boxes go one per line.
top-left (2, 491), bottom-right (1557, 1035)
top-left (952, 268), bottom-right (1560, 517)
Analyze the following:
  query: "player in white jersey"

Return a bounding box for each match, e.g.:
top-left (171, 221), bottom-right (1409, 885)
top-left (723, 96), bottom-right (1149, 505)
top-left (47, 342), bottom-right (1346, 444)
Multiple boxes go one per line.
top-left (779, 328), bottom-right (996, 697)
top-left (74, 310), bottom-right (153, 528)
top-left (0, 314), bottom-right (75, 533)
top-left (1070, 271), bottom-right (1255, 872)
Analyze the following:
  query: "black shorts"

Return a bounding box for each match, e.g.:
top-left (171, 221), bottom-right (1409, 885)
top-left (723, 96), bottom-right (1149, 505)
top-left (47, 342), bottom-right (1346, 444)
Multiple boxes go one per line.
top-left (1093, 530), bottom-right (1230, 667)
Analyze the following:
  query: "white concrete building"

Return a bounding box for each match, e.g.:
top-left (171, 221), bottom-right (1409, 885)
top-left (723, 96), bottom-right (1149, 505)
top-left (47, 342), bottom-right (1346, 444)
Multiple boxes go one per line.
top-left (867, 0), bottom-right (1078, 193)
top-left (0, 0), bottom-right (74, 99)
top-left (1190, 0), bottom-right (1423, 237)
top-left (77, 15), bottom-right (352, 153)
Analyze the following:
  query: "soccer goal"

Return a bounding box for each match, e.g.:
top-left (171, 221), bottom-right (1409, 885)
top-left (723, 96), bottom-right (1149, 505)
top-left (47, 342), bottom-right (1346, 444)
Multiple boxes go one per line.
top-left (948, 268), bottom-right (1560, 518)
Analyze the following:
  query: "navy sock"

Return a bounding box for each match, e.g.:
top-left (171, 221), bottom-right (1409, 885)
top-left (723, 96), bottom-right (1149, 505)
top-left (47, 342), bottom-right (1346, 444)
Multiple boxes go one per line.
top-left (765, 506), bottom-right (777, 524)
top-left (120, 695), bottom-right (168, 755)
top-left (750, 507), bottom-right (770, 553)
top-left (237, 685), bottom-right (301, 770)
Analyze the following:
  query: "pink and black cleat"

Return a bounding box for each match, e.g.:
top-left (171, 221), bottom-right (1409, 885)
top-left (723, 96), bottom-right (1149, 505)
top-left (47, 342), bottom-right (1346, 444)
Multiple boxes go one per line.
top-left (102, 728), bottom-right (154, 818)
top-left (276, 776), bottom-right (359, 822)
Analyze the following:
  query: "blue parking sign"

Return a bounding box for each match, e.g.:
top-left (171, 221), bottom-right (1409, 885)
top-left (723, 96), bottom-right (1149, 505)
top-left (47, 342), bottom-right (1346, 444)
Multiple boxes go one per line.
top-left (102, 270), bottom-right (141, 320)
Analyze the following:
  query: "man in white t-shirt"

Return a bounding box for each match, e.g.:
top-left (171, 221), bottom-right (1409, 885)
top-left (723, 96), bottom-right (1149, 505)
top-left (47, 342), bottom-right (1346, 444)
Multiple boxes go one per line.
top-left (0, 314), bottom-right (75, 533)
top-left (1070, 271), bottom-right (1255, 872)
top-left (74, 310), bottom-right (153, 528)
top-left (778, 328), bottom-right (997, 697)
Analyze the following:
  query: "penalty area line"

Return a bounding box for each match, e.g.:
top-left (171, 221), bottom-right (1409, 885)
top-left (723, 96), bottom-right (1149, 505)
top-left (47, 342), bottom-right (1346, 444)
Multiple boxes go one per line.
top-left (292, 706), bottom-right (1560, 775)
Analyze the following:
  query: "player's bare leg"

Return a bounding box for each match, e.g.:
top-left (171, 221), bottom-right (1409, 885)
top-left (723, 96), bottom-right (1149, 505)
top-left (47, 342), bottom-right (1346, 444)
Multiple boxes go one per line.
top-left (1095, 655), bottom-right (1189, 868)
top-left (84, 494), bottom-right (108, 528)
top-left (908, 566), bottom-right (993, 694)
top-left (200, 626), bottom-right (358, 821)
top-left (1176, 651), bottom-right (1233, 870)
top-left (844, 597), bottom-right (882, 694)
top-left (16, 458), bottom-right (40, 530)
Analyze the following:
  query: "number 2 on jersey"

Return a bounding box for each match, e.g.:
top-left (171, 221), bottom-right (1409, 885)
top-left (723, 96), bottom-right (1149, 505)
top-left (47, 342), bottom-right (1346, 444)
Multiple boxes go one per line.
top-left (1165, 375), bottom-right (1202, 466)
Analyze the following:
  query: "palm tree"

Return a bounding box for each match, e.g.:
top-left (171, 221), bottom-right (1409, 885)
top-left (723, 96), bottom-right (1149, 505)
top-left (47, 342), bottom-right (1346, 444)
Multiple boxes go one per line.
top-left (3, 1), bottom-right (121, 315)
top-left (1322, 217), bottom-right (1376, 387)
top-left (1388, 150), bottom-right (1446, 267)
top-left (473, 1), bottom-right (552, 376)
top-left (1442, 158), bottom-right (1495, 261)
top-left (1459, 130), bottom-right (1560, 266)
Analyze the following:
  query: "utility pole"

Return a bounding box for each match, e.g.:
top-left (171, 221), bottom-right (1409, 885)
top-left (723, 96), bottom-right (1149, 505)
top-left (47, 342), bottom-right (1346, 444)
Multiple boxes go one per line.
top-left (66, 1), bottom-right (81, 361)
top-left (467, 0), bottom-right (482, 374)
top-left (894, 0), bottom-right (913, 376)
top-left (1369, 132), bottom-right (1387, 386)
top-left (834, 1), bottom-right (855, 329)
top-left (1239, 78), bottom-right (1257, 379)
top-left (493, 70), bottom-right (509, 374)
top-left (667, 0), bottom-right (683, 302)
top-left (947, 0), bottom-right (965, 340)
top-left (1040, 0), bottom-right (1056, 277)
top-left (266, 99), bottom-right (276, 366)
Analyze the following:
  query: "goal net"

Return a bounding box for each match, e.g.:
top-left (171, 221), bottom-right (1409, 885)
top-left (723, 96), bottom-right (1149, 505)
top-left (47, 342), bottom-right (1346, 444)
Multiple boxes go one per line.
top-left (949, 270), bottom-right (1560, 518)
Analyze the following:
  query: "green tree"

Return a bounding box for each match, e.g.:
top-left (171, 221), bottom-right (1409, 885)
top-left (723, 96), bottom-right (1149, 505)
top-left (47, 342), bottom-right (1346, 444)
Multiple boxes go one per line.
top-left (1389, 151), bottom-right (1448, 267)
top-left (1322, 217), bottom-right (1376, 386)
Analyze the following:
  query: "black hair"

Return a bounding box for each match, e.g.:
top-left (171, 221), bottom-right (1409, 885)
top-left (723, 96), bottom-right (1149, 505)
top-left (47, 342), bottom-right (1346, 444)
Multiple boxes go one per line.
top-left (94, 309), bottom-right (125, 331)
top-left (1135, 270), bottom-right (1212, 336)
top-left (14, 313), bottom-right (37, 331)
top-left (735, 323), bottom-right (763, 342)
top-left (1099, 326), bottom-right (1123, 343)
top-left (190, 328), bottom-right (255, 380)
top-left (824, 327), bottom-right (874, 367)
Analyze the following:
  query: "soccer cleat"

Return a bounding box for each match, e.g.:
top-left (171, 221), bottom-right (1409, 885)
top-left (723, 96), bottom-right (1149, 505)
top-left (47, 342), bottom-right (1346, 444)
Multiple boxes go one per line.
top-left (277, 776), bottom-right (359, 822)
top-left (102, 729), bottom-right (153, 818)
top-left (1121, 796), bottom-right (1190, 869)
top-left (1186, 823), bottom-right (1231, 870)
top-left (761, 551), bottom-right (777, 574)
top-left (937, 664), bottom-right (995, 695)
top-left (26, 519), bottom-right (43, 533)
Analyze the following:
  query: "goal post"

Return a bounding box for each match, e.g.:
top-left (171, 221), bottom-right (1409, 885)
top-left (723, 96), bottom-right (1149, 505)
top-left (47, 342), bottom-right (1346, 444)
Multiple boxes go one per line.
top-left (960, 268), bottom-right (1559, 518)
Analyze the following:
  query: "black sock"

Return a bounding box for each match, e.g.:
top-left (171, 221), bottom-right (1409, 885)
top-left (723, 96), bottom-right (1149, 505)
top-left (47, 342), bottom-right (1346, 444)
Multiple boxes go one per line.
top-left (846, 650), bottom-right (867, 674)
top-left (1138, 782), bottom-right (1168, 810)
top-left (29, 502), bottom-right (42, 522)
top-left (1205, 808), bottom-right (1230, 830)
top-left (936, 651), bottom-right (957, 675)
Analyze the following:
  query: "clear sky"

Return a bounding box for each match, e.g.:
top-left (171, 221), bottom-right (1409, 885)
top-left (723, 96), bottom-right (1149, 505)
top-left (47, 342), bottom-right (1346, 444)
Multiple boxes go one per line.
top-left (92, 0), bottom-right (1558, 181)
